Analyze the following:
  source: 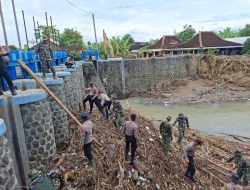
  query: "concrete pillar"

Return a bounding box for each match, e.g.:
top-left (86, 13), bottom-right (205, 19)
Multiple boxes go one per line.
top-left (17, 90), bottom-right (56, 170)
top-left (0, 118), bottom-right (18, 190)
top-left (43, 78), bottom-right (69, 146)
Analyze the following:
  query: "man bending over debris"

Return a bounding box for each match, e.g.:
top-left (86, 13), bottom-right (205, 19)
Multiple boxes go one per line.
top-left (160, 116), bottom-right (173, 152)
top-left (124, 113), bottom-right (139, 165)
top-left (111, 94), bottom-right (124, 128)
top-left (173, 113), bottom-right (189, 144)
top-left (99, 91), bottom-right (112, 119)
top-left (183, 138), bottom-right (202, 182)
top-left (80, 113), bottom-right (94, 168)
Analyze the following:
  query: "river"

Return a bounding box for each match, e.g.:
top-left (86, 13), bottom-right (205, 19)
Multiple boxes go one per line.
top-left (120, 98), bottom-right (250, 139)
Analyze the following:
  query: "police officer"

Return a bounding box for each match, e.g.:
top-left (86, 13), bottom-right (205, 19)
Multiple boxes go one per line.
top-left (0, 49), bottom-right (17, 96)
top-left (160, 116), bottom-right (173, 152)
top-left (36, 35), bottom-right (56, 79)
top-left (224, 173), bottom-right (243, 190)
top-left (111, 94), bottom-right (123, 129)
top-left (124, 113), bottom-right (139, 165)
top-left (173, 113), bottom-right (189, 144)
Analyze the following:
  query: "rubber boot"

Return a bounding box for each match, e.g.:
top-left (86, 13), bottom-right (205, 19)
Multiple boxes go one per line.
top-left (52, 71), bottom-right (56, 80)
top-left (42, 71), bottom-right (46, 79)
top-left (11, 90), bottom-right (17, 96)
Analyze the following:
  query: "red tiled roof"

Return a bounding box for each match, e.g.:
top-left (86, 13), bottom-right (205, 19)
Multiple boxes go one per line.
top-left (170, 31), bottom-right (242, 49)
top-left (148, 35), bottom-right (182, 49)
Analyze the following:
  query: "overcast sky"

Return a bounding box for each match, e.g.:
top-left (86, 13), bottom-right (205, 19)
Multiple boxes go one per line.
top-left (1, 0), bottom-right (250, 47)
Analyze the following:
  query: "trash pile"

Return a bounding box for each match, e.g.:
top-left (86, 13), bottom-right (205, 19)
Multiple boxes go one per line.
top-left (54, 109), bottom-right (250, 190)
top-left (198, 55), bottom-right (250, 88)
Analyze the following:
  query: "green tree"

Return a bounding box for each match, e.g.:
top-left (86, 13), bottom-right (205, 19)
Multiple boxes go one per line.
top-left (148, 38), bottom-right (159, 46)
top-left (69, 50), bottom-right (82, 60)
top-left (110, 36), bottom-right (132, 58)
top-left (239, 24), bottom-right (250, 37)
top-left (242, 38), bottom-right (250, 54)
top-left (218, 27), bottom-right (239, 38)
top-left (122, 34), bottom-right (135, 46)
top-left (60, 28), bottom-right (85, 47)
top-left (176, 25), bottom-right (196, 42)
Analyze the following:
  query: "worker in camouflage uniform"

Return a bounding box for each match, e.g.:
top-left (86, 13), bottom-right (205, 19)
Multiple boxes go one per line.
top-left (160, 116), bottom-right (173, 152)
top-left (36, 35), bottom-right (56, 79)
top-left (173, 113), bottom-right (189, 144)
top-left (111, 94), bottom-right (123, 129)
top-left (224, 148), bottom-right (250, 185)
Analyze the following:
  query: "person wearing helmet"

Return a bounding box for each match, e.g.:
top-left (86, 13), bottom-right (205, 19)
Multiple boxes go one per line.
top-left (80, 113), bottom-right (94, 168)
top-left (0, 47), bottom-right (17, 96)
top-left (111, 93), bottom-right (124, 129)
top-left (184, 139), bottom-right (202, 182)
top-left (159, 116), bottom-right (173, 152)
top-left (35, 35), bottom-right (56, 79)
top-left (173, 113), bottom-right (189, 144)
top-left (224, 173), bottom-right (243, 190)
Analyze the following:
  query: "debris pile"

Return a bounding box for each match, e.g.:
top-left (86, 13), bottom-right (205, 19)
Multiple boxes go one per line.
top-left (54, 109), bottom-right (250, 189)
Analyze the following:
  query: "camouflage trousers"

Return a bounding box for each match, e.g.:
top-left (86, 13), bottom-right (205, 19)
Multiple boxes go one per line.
top-left (162, 135), bottom-right (171, 152)
top-left (177, 128), bottom-right (185, 144)
top-left (112, 113), bottom-right (123, 130)
top-left (41, 60), bottom-right (55, 78)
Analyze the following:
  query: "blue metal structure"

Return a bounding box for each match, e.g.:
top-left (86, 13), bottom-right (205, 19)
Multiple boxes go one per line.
top-left (81, 49), bottom-right (99, 62)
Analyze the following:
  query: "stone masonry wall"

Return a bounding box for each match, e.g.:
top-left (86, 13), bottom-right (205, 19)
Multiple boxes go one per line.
top-left (0, 134), bottom-right (18, 190)
top-left (97, 55), bottom-right (199, 98)
top-left (63, 65), bottom-right (85, 112)
top-left (48, 84), bottom-right (69, 146)
top-left (20, 98), bottom-right (56, 170)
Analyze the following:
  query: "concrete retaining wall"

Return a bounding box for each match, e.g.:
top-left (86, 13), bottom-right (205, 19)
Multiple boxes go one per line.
top-left (0, 119), bottom-right (18, 190)
top-left (97, 55), bottom-right (199, 98)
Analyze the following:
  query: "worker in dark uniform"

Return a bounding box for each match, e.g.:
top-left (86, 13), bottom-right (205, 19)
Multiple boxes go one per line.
top-left (224, 173), bottom-right (243, 190)
top-left (111, 94), bottom-right (124, 129)
top-left (36, 35), bottom-right (56, 79)
top-left (184, 139), bottom-right (202, 182)
top-left (99, 91), bottom-right (112, 119)
top-left (0, 49), bottom-right (17, 96)
top-left (173, 113), bottom-right (189, 144)
top-left (160, 116), bottom-right (173, 152)
top-left (123, 113), bottom-right (139, 165)
top-left (224, 148), bottom-right (250, 185)
top-left (83, 83), bottom-right (94, 113)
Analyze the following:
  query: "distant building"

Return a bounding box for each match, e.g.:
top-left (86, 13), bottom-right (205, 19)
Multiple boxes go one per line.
top-left (129, 42), bottom-right (148, 58)
top-left (224, 36), bottom-right (250, 45)
top-left (169, 31), bottom-right (243, 55)
top-left (145, 35), bottom-right (182, 58)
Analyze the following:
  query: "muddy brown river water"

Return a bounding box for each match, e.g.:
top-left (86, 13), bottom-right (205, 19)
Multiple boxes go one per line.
top-left (121, 98), bottom-right (250, 139)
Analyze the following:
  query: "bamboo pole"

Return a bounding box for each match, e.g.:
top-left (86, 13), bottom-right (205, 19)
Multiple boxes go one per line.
top-left (17, 59), bottom-right (102, 147)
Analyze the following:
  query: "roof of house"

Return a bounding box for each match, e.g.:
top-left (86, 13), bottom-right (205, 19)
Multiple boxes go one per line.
top-left (129, 42), bottom-right (148, 51)
top-left (147, 35), bottom-right (182, 49)
top-left (224, 36), bottom-right (250, 44)
top-left (1, 45), bottom-right (18, 51)
top-left (170, 31), bottom-right (243, 49)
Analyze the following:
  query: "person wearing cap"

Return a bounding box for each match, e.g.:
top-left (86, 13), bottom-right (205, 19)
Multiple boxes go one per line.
top-left (111, 93), bottom-right (124, 129)
top-left (0, 48), bottom-right (17, 96)
top-left (80, 113), bottom-right (94, 168)
top-left (183, 139), bottom-right (202, 182)
top-left (160, 116), bottom-right (173, 152)
top-left (123, 113), bottom-right (139, 164)
top-left (99, 91), bottom-right (112, 119)
top-left (173, 113), bottom-right (189, 144)
top-left (224, 173), bottom-right (243, 190)
top-left (35, 35), bottom-right (56, 79)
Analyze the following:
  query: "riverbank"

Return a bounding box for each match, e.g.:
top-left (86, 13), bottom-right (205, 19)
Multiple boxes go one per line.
top-left (56, 108), bottom-right (250, 189)
top-left (130, 76), bottom-right (250, 105)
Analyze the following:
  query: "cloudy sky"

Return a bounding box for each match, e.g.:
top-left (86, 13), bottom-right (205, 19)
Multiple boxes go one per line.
top-left (1, 0), bottom-right (250, 47)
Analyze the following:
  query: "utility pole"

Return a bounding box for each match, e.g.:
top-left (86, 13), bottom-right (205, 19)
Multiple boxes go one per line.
top-left (22, 10), bottom-right (29, 50)
top-left (92, 13), bottom-right (98, 50)
top-left (11, 0), bottom-right (22, 50)
top-left (0, 0), bottom-right (9, 51)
